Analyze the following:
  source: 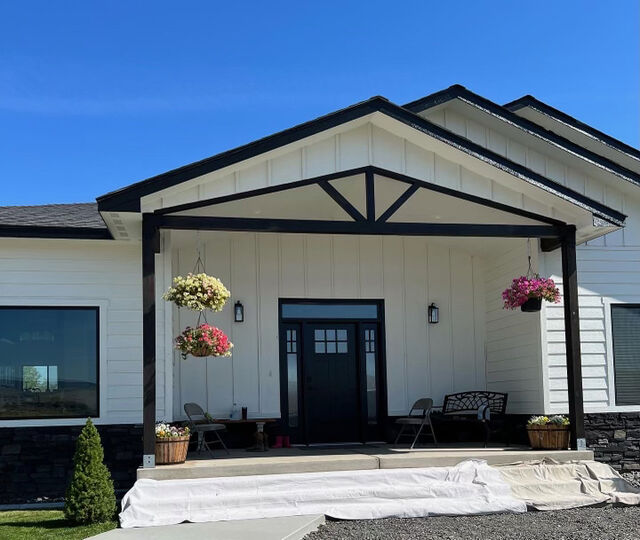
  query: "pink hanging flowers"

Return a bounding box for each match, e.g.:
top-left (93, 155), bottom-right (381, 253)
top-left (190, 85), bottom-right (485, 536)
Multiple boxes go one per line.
top-left (502, 274), bottom-right (560, 310)
top-left (175, 324), bottom-right (233, 359)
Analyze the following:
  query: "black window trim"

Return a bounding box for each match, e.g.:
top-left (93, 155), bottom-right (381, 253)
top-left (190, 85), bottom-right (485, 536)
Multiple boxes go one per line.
top-left (0, 305), bottom-right (100, 421)
top-left (610, 303), bottom-right (640, 407)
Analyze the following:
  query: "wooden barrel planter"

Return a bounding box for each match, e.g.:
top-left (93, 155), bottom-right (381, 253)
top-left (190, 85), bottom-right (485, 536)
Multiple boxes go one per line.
top-left (155, 435), bottom-right (190, 464)
top-left (527, 424), bottom-right (570, 450)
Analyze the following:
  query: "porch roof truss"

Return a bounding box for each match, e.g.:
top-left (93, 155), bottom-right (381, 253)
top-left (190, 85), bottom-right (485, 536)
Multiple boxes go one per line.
top-left (152, 166), bottom-right (566, 244)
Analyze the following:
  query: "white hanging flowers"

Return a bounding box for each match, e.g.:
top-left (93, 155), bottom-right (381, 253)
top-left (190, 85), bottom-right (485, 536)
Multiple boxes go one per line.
top-left (163, 273), bottom-right (230, 312)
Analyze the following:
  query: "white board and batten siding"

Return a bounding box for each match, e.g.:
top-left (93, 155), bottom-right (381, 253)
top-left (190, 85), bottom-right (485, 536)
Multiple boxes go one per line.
top-left (0, 238), bottom-right (173, 427)
top-left (541, 192), bottom-right (640, 414)
top-left (172, 233), bottom-right (486, 420)
top-left (423, 103), bottom-right (640, 415)
top-left (483, 241), bottom-right (544, 414)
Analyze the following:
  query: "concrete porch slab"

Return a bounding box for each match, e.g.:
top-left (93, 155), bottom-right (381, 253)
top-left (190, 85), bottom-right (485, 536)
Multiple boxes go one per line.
top-left (89, 514), bottom-right (325, 540)
top-left (137, 445), bottom-right (594, 481)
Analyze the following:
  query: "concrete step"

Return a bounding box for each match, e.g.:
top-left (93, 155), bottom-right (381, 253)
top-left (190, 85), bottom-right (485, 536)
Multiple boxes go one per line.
top-left (138, 446), bottom-right (594, 481)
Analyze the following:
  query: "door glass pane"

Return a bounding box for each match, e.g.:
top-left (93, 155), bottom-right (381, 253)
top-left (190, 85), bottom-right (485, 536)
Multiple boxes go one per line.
top-left (282, 303), bottom-right (378, 319)
top-left (286, 328), bottom-right (299, 428)
top-left (287, 354), bottom-right (298, 427)
top-left (314, 328), bottom-right (348, 355)
top-left (365, 328), bottom-right (377, 424)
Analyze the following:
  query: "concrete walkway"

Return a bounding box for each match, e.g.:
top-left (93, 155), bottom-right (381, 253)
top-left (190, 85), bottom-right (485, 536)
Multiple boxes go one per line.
top-left (89, 514), bottom-right (325, 540)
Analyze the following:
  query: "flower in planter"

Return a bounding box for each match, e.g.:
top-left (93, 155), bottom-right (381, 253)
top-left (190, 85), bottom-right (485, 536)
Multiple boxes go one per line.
top-left (502, 275), bottom-right (560, 310)
top-left (155, 422), bottom-right (190, 439)
top-left (175, 324), bottom-right (233, 359)
top-left (527, 415), bottom-right (569, 426)
top-left (163, 273), bottom-right (230, 312)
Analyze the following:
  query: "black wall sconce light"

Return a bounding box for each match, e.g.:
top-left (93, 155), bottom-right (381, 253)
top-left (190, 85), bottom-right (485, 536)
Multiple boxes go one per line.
top-left (234, 301), bottom-right (244, 323)
top-left (428, 303), bottom-right (439, 324)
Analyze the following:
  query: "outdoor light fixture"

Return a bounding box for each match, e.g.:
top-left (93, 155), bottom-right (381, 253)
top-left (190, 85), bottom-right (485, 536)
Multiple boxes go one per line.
top-left (428, 303), bottom-right (439, 324)
top-left (234, 301), bottom-right (244, 323)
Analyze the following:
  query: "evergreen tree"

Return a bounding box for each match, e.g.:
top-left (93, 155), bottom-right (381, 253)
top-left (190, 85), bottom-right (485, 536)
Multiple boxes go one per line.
top-left (64, 418), bottom-right (116, 524)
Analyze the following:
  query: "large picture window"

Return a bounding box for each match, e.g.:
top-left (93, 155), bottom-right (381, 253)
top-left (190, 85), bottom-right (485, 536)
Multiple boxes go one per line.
top-left (611, 304), bottom-right (640, 406)
top-left (0, 307), bottom-right (99, 419)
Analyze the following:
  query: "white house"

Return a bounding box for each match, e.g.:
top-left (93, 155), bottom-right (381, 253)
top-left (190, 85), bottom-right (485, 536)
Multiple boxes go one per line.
top-left (2, 85), bottom-right (640, 501)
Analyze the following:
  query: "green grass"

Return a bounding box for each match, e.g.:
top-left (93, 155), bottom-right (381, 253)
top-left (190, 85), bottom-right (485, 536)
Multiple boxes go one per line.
top-left (0, 510), bottom-right (117, 540)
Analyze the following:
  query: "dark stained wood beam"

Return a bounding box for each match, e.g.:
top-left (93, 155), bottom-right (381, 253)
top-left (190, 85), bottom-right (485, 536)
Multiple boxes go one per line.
top-left (376, 184), bottom-right (419, 223)
top-left (156, 214), bottom-right (562, 239)
top-left (318, 180), bottom-right (366, 222)
top-left (142, 214), bottom-right (160, 467)
top-left (561, 225), bottom-right (586, 450)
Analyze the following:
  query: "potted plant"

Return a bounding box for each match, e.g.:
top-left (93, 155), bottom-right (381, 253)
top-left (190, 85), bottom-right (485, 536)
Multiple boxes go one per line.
top-left (163, 273), bottom-right (230, 312)
top-left (175, 324), bottom-right (233, 359)
top-left (502, 275), bottom-right (560, 312)
top-left (527, 415), bottom-right (570, 450)
top-left (155, 422), bottom-right (191, 464)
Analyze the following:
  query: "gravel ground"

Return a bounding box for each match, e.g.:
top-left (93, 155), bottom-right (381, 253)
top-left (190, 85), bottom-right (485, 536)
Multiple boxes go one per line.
top-left (305, 506), bottom-right (640, 540)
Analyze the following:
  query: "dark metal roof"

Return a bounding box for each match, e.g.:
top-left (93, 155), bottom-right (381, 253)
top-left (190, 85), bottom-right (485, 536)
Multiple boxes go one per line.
top-left (0, 203), bottom-right (111, 239)
top-left (94, 93), bottom-right (626, 226)
top-left (504, 94), bottom-right (640, 164)
top-left (404, 85), bottom-right (640, 188)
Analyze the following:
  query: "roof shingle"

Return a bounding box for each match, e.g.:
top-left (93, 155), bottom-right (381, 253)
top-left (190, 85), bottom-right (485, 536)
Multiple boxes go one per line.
top-left (0, 203), bottom-right (106, 229)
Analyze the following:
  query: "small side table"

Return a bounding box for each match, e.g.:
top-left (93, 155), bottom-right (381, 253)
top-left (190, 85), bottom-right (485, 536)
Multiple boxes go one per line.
top-left (212, 418), bottom-right (279, 452)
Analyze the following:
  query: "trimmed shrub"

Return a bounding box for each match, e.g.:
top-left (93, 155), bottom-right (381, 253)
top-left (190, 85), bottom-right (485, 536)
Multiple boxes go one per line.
top-left (64, 418), bottom-right (116, 524)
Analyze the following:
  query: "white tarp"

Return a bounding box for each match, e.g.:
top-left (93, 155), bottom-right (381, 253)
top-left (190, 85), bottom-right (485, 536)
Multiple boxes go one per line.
top-left (120, 459), bottom-right (526, 528)
top-left (498, 459), bottom-right (640, 511)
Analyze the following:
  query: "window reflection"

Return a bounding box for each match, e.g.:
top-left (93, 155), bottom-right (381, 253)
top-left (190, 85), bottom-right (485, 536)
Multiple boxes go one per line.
top-left (0, 308), bottom-right (98, 419)
top-left (286, 329), bottom-right (298, 427)
top-left (365, 329), bottom-right (377, 423)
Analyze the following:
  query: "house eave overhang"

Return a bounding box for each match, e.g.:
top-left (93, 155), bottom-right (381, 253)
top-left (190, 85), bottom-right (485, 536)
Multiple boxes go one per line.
top-left (0, 225), bottom-right (113, 240)
top-left (504, 95), bottom-right (640, 166)
top-left (97, 94), bottom-right (626, 228)
top-left (404, 85), bottom-right (640, 190)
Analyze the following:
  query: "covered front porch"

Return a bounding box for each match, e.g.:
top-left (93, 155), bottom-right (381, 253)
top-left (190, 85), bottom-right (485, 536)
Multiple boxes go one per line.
top-left (138, 162), bottom-right (617, 468)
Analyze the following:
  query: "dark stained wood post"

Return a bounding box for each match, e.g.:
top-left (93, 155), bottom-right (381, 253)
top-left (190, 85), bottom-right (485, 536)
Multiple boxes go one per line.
top-left (142, 214), bottom-right (160, 467)
top-left (560, 225), bottom-right (586, 450)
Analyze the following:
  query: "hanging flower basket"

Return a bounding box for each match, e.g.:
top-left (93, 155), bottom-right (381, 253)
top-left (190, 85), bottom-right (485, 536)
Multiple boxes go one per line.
top-left (526, 415), bottom-right (570, 450)
top-left (163, 273), bottom-right (230, 312)
top-left (502, 275), bottom-right (560, 312)
top-left (175, 324), bottom-right (233, 359)
top-left (155, 423), bottom-right (191, 464)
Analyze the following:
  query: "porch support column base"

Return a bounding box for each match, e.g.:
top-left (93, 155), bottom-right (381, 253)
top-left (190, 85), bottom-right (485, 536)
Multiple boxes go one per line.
top-left (560, 225), bottom-right (586, 450)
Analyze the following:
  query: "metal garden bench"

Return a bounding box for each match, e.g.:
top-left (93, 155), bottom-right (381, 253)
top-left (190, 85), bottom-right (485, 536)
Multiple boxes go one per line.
top-left (431, 391), bottom-right (508, 447)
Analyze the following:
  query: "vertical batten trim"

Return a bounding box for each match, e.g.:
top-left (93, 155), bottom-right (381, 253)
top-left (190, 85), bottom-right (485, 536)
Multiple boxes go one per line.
top-left (303, 235), bottom-right (309, 296)
top-left (301, 146), bottom-right (307, 179)
top-left (401, 238), bottom-right (409, 409)
top-left (255, 233), bottom-right (262, 414)
top-left (335, 134), bottom-right (341, 170)
top-left (402, 138), bottom-right (408, 174)
top-left (448, 248), bottom-right (455, 391)
top-left (425, 241), bottom-right (431, 397)
top-left (228, 235), bottom-right (236, 404)
top-left (368, 122), bottom-right (374, 165)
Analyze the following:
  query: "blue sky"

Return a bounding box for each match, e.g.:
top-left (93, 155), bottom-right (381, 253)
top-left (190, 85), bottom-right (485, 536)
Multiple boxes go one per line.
top-left (1, 1), bottom-right (638, 205)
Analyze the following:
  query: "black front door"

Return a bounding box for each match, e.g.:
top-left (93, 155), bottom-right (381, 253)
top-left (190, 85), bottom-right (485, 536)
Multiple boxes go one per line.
top-left (303, 323), bottom-right (359, 443)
